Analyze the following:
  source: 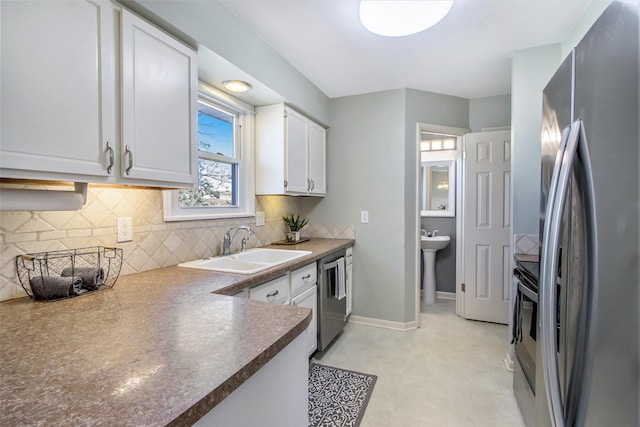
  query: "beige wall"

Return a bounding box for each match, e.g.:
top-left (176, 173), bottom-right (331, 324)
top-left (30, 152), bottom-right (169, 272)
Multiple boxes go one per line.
top-left (0, 184), bottom-right (354, 301)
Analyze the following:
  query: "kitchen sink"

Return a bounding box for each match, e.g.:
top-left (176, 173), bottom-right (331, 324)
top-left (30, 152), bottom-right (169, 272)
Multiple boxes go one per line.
top-left (178, 248), bottom-right (312, 274)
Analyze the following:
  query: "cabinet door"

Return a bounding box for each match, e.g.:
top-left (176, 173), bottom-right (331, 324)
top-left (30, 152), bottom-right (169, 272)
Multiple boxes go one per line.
top-left (121, 9), bottom-right (197, 186)
top-left (249, 275), bottom-right (290, 304)
top-left (284, 108), bottom-right (309, 194)
top-left (346, 263), bottom-right (353, 316)
top-left (308, 122), bottom-right (326, 195)
top-left (292, 286), bottom-right (317, 357)
top-left (0, 0), bottom-right (116, 180)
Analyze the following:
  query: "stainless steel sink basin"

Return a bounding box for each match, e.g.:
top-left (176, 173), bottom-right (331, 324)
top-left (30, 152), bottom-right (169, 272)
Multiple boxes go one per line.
top-left (178, 248), bottom-right (312, 274)
top-left (420, 235), bottom-right (450, 251)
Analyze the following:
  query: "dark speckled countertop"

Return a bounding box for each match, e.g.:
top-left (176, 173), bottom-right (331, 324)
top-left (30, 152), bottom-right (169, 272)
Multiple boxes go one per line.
top-left (0, 238), bottom-right (354, 426)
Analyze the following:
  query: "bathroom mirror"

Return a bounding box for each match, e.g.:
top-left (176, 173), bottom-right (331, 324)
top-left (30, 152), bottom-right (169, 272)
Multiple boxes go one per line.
top-left (420, 160), bottom-right (455, 217)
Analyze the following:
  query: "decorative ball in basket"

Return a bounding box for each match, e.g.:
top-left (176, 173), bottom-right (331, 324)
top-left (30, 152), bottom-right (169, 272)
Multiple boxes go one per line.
top-left (15, 246), bottom-right (123, 301)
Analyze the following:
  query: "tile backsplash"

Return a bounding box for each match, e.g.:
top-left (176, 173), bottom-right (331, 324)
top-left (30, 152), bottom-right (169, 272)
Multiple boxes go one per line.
top-left (514, 234), bottom-right (539, 256)
top-left (0, 184), bottom-right (354, 301)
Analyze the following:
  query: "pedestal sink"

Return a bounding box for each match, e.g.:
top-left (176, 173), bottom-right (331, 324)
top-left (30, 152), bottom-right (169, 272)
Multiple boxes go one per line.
top-left (421, 236), bottom-right (450, 304)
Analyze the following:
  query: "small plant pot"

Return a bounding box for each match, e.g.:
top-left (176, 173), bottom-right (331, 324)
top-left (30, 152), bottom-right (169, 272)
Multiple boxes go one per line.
top-left (286, 231), bottom-right (300, 243)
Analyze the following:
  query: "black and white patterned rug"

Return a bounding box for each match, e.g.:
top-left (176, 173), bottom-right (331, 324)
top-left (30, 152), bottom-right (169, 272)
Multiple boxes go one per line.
top-left (308, 363), bottom-right (377, 427)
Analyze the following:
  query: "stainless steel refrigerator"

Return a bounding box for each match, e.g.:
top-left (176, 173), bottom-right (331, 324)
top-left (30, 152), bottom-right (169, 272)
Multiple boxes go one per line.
top-left (539, 1), bottom-right (639, 426)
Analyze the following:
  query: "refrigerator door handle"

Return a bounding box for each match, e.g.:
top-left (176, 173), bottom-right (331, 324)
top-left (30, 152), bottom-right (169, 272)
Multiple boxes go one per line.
top-left (540, 119), bottom-right (598, 427)
top-left (540, 123), bottom-right (577, 427)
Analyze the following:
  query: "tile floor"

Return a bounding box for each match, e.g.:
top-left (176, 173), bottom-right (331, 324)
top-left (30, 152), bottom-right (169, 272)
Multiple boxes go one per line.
top-left (312, 300), bottom-right (526, 427)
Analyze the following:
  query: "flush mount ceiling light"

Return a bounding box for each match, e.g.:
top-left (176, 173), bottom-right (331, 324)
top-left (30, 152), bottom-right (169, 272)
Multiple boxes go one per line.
top-left (359, 0), bottom-right (453, 37)
top-left (221, 80), bottom-right (252, 93)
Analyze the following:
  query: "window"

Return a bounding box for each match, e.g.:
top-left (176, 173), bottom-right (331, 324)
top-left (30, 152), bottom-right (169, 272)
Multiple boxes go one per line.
top-left (163, 84), bottom-right (254, 221)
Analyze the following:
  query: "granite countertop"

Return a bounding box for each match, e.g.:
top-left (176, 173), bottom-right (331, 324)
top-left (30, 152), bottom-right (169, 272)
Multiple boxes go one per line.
top-left (0, 238), bottom-right (354, 426)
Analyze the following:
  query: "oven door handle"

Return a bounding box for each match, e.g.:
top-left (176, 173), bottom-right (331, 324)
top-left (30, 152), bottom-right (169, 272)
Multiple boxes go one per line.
top-left (517, 281), bottom-right (538, 303)
top-left (322, 258), bottom-right (341, 271)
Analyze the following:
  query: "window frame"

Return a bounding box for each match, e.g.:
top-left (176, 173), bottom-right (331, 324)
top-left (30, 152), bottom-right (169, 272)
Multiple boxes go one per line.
top-left (163, 83), bottom-right (255, 221)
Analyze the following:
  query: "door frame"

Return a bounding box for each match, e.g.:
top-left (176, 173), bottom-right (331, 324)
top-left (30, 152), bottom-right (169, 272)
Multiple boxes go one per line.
top-left (415, 123), bottom-right (468, 326)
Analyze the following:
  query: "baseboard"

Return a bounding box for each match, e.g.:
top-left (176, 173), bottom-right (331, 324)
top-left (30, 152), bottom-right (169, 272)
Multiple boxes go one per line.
top-left (348, 315), bottom-right (417, 331)
top-left (436, 291), bottom-right (456, 300)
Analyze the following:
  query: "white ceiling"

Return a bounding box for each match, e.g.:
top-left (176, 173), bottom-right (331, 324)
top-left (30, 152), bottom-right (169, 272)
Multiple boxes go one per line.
top-left (221, 0), bottom-right (592, 100)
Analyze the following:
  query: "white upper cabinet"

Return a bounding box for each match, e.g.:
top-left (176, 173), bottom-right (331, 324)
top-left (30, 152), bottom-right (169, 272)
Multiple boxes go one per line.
top-left (0, 0), bottom-right (197, 188)
top-left (1, 0), bottom-right (116, 180)
top-left (308, 121), bottom-right (326, 195)
top-left (255, 104), bottom-right (326, 196)
top-left (120, 9), bottom-right (197, 185)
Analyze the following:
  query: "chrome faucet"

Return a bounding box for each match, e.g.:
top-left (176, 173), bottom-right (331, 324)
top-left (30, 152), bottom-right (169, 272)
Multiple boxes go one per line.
top-left (222, 226), bottom-right (254, 256)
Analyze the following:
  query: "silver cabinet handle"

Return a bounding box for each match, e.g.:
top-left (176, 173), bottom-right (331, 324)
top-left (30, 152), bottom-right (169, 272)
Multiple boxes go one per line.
top-left (302, 274), bottom-right (311, 280)
top-left (125, 145), bottom-right (133, 176)
top-left (266, 290), bottom-right (279, 298)
top-left (106, 142), bottom-right (114, 174)
top-left (310, 179), bottom-right (315, 191)
top-left (307, 178), bottom-right (311, 192)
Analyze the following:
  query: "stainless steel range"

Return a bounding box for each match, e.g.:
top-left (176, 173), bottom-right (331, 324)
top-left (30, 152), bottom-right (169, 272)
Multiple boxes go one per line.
top-left (512, 258), bottom-right (539, 427)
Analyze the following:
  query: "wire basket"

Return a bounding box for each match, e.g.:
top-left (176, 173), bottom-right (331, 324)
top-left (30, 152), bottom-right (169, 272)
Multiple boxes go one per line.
top-left (15, 246), bottom-right (123, 301)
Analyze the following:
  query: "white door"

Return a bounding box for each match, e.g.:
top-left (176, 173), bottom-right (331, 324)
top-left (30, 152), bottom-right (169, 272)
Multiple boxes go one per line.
top-left (461, 130), bottom-right (511, 324)
top-left (120, 9), bottom-right (197, 185)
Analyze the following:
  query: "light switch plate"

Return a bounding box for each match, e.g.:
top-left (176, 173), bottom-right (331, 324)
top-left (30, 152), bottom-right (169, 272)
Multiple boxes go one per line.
top-left (117, 217), bottom-right (133, 242)
top-left (360, 210), bottom-right (369, 223)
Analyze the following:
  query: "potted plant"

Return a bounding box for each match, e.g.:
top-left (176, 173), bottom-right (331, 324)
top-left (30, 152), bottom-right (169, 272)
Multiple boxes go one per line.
top-left (282, 213), bottom-right (309, 242)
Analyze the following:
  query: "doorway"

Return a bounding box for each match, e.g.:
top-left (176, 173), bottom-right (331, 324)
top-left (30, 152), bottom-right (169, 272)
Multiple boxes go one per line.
top-left (415, 123), bottom-right (467, 326)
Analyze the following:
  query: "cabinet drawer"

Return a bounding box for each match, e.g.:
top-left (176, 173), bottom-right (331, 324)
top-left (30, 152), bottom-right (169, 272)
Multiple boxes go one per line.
top-left (249, 275), bottom-right (289, 304)
top-left (290, 262), bottom-right (317, 297)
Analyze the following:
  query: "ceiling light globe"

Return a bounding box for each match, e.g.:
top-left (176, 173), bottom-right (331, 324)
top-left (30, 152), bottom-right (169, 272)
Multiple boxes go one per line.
top-left (359, 0), bottom-right (453, 37)
top-left (221, 80), bottom-right (252, 93)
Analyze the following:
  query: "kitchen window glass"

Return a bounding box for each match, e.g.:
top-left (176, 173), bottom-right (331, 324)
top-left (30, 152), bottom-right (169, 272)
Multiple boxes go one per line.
top-left (163, 84), bottom-right (255, 221)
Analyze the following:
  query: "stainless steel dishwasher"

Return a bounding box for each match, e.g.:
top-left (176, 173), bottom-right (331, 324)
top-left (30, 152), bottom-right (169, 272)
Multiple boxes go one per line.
top-left (317, 249), bottom-right (347, 351)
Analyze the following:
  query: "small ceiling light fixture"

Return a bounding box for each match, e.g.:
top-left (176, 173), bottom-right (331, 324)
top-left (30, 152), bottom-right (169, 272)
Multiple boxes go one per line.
top-left (221, 80), bottom-right (252, 93)
top-left (359, 0), bottom-right (453, 37)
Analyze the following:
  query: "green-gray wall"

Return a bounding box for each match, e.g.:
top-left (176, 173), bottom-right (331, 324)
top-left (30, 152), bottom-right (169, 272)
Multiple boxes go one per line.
top-left (305, 89), bottom-right (469, 323)
top-left (127, 0), bottom-right (330, 123)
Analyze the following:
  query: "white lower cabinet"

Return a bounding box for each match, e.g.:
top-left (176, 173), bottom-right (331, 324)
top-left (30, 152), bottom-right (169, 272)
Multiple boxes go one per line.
top-left (193, 333), bottom-right (308, 427)
top-left (291, 285), bottom-right (317, 357)
top-left (248, 275), bottom-right (289, 305)
top-left (346, 247), bottom-right (353, 316)
top-left (246, 263), bottom-right (318, 357)
top-left (290, 262), bottom-right (318, 357)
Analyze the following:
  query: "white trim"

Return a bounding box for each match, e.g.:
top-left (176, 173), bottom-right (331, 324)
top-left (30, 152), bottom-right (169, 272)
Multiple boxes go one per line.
top-left (436, 291), bottom-right (456, 300)
top-left (482, 126), bottom-right (511, 132)
top-left (455, 135), bottom-right (465, 317)
top-left (416, 122), bottom-right (468, 326)
top-left (348, 315), bottom-right (418, 331)
top-left (163, 85), bottom-right (255, 222)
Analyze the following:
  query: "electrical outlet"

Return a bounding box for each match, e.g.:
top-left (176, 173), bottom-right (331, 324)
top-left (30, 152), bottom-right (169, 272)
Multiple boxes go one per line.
top-left (255, 211), bottom-right (265, 227)
top-left (117, 217), bottom-right (133, 242)
top-left (360, 210), bottom-right (369, 224)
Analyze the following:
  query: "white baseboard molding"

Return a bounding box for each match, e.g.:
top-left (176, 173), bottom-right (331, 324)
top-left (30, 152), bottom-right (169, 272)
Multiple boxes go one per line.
top-left (437, 291), bottom-right (456, 300)
top-left (348, 315), bottom-right (417, 331)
